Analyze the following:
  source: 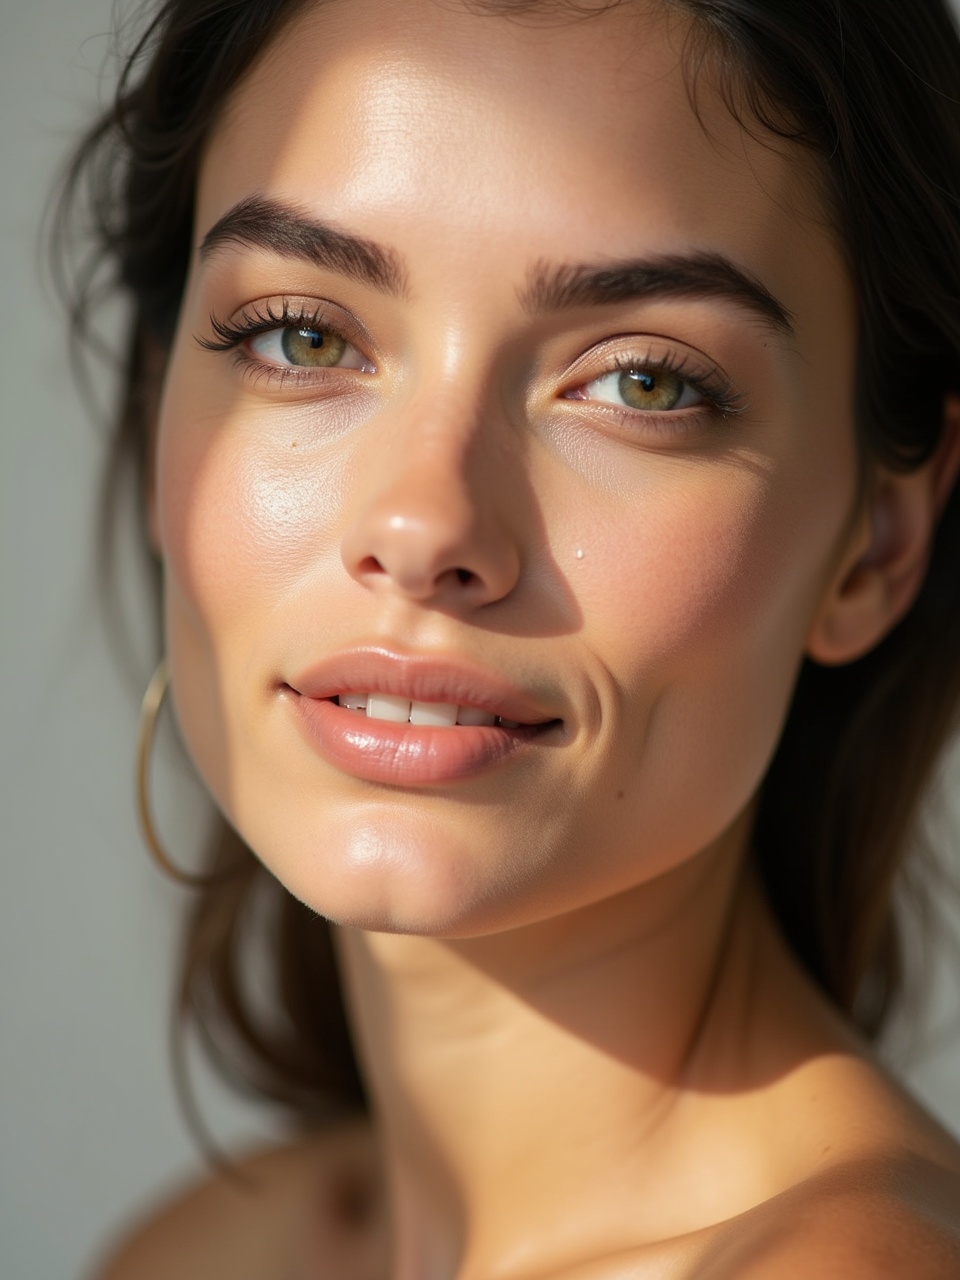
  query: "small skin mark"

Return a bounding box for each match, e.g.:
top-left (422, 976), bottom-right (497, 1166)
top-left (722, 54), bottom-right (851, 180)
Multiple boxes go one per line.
top-left (616, 790), bottom-right (625, 800)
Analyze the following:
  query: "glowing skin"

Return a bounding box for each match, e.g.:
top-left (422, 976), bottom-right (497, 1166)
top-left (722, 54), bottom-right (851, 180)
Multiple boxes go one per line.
top-left (146, 2), bottom-right (960, 1274)
top-left (157, 1), bottom-right (861, 935)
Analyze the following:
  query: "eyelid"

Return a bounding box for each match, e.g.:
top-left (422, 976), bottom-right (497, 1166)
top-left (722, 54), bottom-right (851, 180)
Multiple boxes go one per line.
top-left (561, 336), bottom-right (744, 418)
top-left (197, 294), bottom-right (376, 363)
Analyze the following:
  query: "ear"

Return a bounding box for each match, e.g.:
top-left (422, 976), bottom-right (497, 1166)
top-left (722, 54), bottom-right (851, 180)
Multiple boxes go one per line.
top-left (806, 393), bottom-right (960, 666)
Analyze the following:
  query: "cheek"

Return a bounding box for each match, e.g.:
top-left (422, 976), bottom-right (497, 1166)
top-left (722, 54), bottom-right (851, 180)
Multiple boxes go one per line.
top-left (569, 447), bottom-right (854, 859)
top-left (160, 425), bottom-right (340, 612)
top-left (154, 378), bottom-right (349, 807)
top-left (577, 457), bottom-right (830, 672)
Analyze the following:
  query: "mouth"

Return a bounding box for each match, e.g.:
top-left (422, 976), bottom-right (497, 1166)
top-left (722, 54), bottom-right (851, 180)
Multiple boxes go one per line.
top-left (286, 647), bottom-right (562, 731)
top-left (282, 649), bottom-right (563, 784)
top-left (328, 692), bottom-right (534, 731)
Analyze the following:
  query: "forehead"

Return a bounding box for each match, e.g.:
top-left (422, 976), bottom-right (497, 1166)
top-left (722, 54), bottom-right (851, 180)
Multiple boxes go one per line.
top-left (196, 0), bottom-right (845, 321)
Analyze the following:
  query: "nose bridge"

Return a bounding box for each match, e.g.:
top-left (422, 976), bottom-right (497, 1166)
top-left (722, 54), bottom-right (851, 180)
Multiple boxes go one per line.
top-left (340, 379), bottom-right (523, 606)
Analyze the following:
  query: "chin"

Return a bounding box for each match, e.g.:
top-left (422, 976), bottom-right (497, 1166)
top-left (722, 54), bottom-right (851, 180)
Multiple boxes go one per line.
top-left (242, 807), bottom-right (525, 938)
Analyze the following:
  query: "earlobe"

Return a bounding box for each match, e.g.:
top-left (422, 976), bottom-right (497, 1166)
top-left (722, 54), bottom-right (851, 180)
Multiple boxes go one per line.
top-left (806, 393), bottom-right (960, 666)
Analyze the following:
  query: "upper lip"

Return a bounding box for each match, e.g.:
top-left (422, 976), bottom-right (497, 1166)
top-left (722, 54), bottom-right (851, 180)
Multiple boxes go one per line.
top-left (285, 646), bottom-right (560, 726)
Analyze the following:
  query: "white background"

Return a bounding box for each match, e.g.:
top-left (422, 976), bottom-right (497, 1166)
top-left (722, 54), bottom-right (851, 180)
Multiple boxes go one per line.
top-left (2, 2), bottom-right (960, 1277)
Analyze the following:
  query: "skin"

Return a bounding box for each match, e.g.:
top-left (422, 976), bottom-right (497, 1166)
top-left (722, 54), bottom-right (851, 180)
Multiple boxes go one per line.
top-left (105, 0), bottom-right (960, 1275)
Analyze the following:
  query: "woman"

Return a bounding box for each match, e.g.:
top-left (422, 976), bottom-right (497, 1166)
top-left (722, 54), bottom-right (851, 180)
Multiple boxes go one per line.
top-left (60, 0), bottom-right (960, 1274)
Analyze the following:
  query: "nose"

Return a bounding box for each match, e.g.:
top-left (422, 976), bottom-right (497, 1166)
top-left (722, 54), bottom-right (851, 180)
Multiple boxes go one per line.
top-left (340, 400), bottom-right (522, 609)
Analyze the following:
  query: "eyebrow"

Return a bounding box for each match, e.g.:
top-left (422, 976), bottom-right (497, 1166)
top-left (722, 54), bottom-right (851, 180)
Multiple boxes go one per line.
top-left (199, 195), bottom-right (793, 338)
top-left (520, 254), bottom-right (794, 337)
top-left (198, 195), bottom-right (409, 296)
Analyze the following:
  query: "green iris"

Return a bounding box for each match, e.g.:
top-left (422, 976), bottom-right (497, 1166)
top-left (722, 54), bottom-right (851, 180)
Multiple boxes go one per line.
top-left (280, 326), bottom-right (347, 367)
top-left (618, 369), bottom-right (684, 411)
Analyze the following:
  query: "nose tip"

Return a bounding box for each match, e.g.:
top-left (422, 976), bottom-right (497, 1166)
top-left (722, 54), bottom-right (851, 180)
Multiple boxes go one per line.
top-left (341, 470), bottom-right (521, 608)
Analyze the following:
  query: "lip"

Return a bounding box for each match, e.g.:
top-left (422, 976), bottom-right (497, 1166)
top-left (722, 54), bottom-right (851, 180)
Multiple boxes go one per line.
top-left (287, 646), bottom-right (558, 726)
top-left (281, 646), bottom-right (562, 786)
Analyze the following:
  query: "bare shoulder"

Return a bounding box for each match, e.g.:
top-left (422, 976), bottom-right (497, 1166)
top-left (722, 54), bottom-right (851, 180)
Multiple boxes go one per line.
top-left (698, 1155), bottom-right (960, 1280)
top-left (86, 1120), bottom-right (377, 1280)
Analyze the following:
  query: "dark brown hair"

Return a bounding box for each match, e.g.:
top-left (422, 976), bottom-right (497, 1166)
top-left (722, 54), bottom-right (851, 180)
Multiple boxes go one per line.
top-left (55, 0), bottom-right (960, 1129)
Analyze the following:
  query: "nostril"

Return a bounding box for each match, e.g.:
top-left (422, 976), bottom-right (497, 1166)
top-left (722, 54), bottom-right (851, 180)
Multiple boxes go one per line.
top-left (354, 553), bottom-right (479, 595)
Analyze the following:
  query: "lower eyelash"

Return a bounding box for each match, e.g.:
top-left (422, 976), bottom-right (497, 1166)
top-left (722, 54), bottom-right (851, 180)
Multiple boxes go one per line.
top-left (226, 351), bottom-right (313, 390)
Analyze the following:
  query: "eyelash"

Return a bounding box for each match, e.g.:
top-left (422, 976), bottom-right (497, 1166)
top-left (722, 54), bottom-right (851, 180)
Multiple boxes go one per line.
top-left (572, 349), bottom-right (743, 422)
top-left (197, 298), bottom-right (366, 386)
top-left (198, 301), bottom-right (744, 425)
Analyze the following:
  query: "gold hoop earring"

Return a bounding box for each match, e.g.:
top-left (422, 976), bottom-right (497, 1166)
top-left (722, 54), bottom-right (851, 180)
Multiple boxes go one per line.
top-left (136, 656), bottom-right (214, 888)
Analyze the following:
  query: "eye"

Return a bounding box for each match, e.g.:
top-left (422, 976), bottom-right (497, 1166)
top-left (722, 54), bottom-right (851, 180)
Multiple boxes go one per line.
top-left (197, 297), bottom-right (377, 382)
top-left (250, 324), bottom-right (371, 371)
top-left (580, 366), bottom-right (703, 413)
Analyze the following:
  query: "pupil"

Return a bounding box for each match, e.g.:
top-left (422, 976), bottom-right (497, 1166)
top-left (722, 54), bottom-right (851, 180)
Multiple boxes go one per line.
top-left (300, 328), bottom-right (322, 348)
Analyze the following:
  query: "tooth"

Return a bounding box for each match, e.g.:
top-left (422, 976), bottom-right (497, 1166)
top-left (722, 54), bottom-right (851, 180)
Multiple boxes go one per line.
top-left (340, 693), bottom-right (367, 710)
top-left (409, 700), bottom-right (458, 726)
top-left (456, 706), bottom-right (497, 727)
top-left (366, 693), bottom-right (411, 723)
top-left (498, 718), bottom-right (521, 729)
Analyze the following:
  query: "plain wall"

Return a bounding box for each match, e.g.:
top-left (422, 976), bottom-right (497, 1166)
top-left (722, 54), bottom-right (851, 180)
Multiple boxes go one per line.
top-left (2, 3), bottom-right (960, 1278)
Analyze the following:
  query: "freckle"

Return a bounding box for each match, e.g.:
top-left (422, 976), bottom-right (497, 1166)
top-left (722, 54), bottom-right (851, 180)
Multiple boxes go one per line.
top-left (290, 441), bottom-right (298, 448)
top-left (616, 790), bottom-right (625, 800)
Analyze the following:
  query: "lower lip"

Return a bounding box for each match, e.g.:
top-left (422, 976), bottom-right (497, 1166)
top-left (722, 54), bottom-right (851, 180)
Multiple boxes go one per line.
top-left (288, 694), bottom-right (549, 786)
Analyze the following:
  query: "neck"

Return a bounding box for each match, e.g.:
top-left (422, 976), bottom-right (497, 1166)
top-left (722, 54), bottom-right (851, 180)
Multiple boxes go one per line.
top-left (334, 810), bottom-right (813, 1278)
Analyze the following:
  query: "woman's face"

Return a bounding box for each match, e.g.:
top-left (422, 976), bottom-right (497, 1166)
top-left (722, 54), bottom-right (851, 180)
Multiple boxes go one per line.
top-left (155, 0), bottom-right (861, 934)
